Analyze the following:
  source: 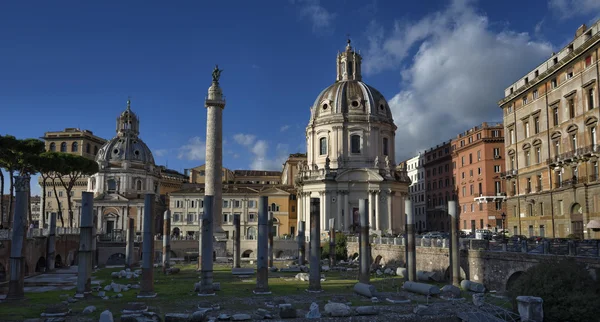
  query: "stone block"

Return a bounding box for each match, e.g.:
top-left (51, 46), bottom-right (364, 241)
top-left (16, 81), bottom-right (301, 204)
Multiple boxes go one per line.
top-left (353, 282), bottom-right (377, 298)
top-left (517, 296), bottom-right (543, 322)
top-left (402, 281), bottom-right (440, 296)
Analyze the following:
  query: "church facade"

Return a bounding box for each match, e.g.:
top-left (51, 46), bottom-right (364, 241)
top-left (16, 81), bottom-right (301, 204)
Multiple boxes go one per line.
top-left (295, 41), bottom-right (410, 237)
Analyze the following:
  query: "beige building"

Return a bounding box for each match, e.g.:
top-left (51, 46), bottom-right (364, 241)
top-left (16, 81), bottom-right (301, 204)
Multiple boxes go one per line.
top-left (168, 185), bottom-right (295, 239)
top-left (187, 164), bottom-right (234, 184)
top-left (499, 22), bottom-right (600, 239)
top-left (40, 128), bottom-right (106, 228)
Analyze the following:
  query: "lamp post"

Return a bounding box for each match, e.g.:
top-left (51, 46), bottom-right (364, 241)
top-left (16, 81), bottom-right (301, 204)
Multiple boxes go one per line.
top-left (501, 212), bottom-right (506, 244)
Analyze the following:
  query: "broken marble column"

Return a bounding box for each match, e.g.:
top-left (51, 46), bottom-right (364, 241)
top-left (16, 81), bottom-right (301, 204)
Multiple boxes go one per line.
top-left (329, 218), bottom-right (336, 267)
top-left (162, 209), bottom-right (171, 274)
top-left (268, 211), bottom-right (274, 268)
top-left (125, 218), bottom-right (135, 268)
top-left (233, 214), bottom-right (241, 268)
top-left (46, 212), bottom-right (56, 272)
top-left (308, 197), bottom-right (322, 292)
top-left (449, 200), bottom-right (460, 287)
top-left (199, 195), bottom-right (215, 295)
top-left (358, 198), bottom-right (370, 284)
top-left (298, 221), bottom-right (306, 266)
top-left (6, 176), bottom-right (29, 301)
top-left (254, 196), bottom-right (271, 294)
top-left (405, 199), bottom-right (416, 282)
top-left (138, 194), bottom-right (157, 298)
top-left (75, 192), bottom-right (94, 298)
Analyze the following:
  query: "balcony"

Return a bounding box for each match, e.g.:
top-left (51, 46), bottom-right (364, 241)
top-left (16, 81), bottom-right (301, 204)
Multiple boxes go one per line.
top-left (500, 169), bottom-right (518, 179)
top-left (547, 146), bottom-right (600, 167)
top-left (554, 177), bottom-right (586, 189)
top-left (536, 185), bottom-right (542, 192)
top-left (474, 192), bottom-right (506, 203)
top-left (590, 174), bottom-right (600, 183)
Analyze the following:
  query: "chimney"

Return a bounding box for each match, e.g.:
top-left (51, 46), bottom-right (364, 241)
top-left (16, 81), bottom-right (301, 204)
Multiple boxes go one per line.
top-left (575, 24), bottom-right (587, 38)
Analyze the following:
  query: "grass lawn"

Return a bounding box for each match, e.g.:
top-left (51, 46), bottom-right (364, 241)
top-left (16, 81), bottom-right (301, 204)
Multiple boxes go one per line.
top-left (0, 263), bottom-right (410, 321)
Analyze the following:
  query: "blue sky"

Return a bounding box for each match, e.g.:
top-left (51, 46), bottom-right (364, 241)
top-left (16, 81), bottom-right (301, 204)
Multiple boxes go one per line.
top-left (1, 0), bottom-right (600, 195)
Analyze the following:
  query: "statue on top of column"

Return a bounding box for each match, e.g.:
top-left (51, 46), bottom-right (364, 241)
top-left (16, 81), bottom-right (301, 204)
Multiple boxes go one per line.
top-left (212, 65), bottom-right (223, 83)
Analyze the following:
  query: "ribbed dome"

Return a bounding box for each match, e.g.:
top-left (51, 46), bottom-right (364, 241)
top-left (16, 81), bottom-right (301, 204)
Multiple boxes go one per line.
top-left (95, 99), bottom-right (155, 167)
top-left (96, 136), bottom-right (155, 165)
top-left (310, 80), bottom-right (394, 122)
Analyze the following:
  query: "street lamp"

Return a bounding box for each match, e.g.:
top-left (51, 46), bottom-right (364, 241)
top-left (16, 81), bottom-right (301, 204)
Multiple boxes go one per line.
top-left (501, 212), bottom-right (507, 244)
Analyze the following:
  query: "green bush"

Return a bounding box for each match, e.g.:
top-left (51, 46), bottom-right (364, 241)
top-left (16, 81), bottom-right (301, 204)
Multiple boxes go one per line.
top-left (321, 232), bottom-right (348, 261)
top-left (509, 259), bottom-right (600, 322)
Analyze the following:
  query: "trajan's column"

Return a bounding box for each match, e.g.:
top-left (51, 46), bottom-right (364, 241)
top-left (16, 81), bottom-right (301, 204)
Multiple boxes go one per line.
top-left (202, 65), bottom-right (227, 258)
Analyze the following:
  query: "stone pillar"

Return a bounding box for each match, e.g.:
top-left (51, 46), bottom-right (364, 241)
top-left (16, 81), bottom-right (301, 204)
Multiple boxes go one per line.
top-left (138, 194), bottom-right (157, 298)
top-left (6, 176), bottom-right (29, 301)
top-left (92, 213), bottom-right (97, 268)
top-left (305, 194), bottom-right (311, 238)
top-left (329, 218), bottom-right (336, 267)
top-left (162, 210), bottom-right (171, 274)
top-left (374, 191), bottom-right (380, 232)
top-left (254, 196), bottom-right (271, 294)
top-left (387, 191), bottom-right (393, 234)
top-left (268, 211), bottom-right (274, 268)
top-left (449, 200), bottom-right (460, 287)
top-left (336, 191), bottom-right (342, 230)
top-left (126, 218), bottom-right (135, 268)
top-left (517, 296), bottom-right (544, 322)
top-left (368, 192), bottom-right (373, 232)
top-left (46, 212), bottom-right (56, 272)
top-left (199, 195), bottom-right (215, 296)
top-left (321, 192), bottom-right (328, 230)
top-left (405, 199), bottom-right (416, 282)
top-left (308, 197), bottom-right (322, 292)
top-left (358, 198), bottom-right (370, 284)
top-left (297, 192), bottom-right (303, 233)
top-left (233, 214), bottom-right (241, 268)
top-left (298, 221), bottom-right (306, 265)
top-left (205, 76), bottom-right (226, 239)
top-left (75, 192), bottom-right (93, 298)
top-left (343, 192), bottom-right (350, 232)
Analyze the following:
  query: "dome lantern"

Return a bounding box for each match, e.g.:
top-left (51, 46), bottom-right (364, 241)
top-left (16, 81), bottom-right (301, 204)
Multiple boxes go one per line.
top-left (336, 38), bottom-right (362, 82)
top-left (116, 98), bottom-right (140, 137)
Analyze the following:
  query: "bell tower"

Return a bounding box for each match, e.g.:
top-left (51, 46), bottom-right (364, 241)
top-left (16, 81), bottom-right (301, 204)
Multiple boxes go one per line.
top-left (336, 39), bottom-right (362, 82)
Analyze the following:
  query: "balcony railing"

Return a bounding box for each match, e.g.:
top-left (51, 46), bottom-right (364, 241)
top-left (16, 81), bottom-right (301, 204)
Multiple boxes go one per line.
top-left (500, 169), bottom-right (518, 179)
top-left (547, 145), bottom-right (600, 167)
top-left (590, 174), bottom-right (600, 183)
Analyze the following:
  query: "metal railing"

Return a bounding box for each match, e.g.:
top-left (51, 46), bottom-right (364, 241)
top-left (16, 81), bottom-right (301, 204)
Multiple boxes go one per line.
top-left (348, 236), bottom-right (600, 257)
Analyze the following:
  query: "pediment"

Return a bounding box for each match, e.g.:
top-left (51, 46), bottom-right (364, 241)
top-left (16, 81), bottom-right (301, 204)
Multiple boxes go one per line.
top-left (335, 169), bottom-right (384, 182)
top-left (94, 193), bottom-right (130, 202)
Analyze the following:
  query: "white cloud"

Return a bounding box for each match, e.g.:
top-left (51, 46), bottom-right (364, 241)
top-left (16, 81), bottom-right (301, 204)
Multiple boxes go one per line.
top-left (548, 0), bottom-right (600, 20)
top-left (250, 142), bottom-right (289, 171)
top-left (233, 133), bottom-right (256, 147)
top-left (291, 0), bottom-right (336, 34)
top-left (154, 149), bottom-right (168, 157)
top-left (363, 0), bottom-right (553, 161)
top-left (280, 125), bottom-right (290, 132)
top-left (177, 137), bottom-right (206, 161)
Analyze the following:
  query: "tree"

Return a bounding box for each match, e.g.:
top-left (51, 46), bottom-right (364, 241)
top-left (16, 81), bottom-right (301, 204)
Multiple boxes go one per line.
top-left (510, 259), bottom-right (600, 322)
top-left (54, 153), bottom-right (98, 227)
top-left (0, 135), bottom-right (21, 226)
top-left (15, 139), bottom-right (45, 224)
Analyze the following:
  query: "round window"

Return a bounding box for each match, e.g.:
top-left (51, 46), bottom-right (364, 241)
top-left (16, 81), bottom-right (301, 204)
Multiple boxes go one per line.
top-left (322, 103), bottom-right (328, 110)
top-left (113, 149), bottom-right (119, 154)
top-left (380, 104), bottom-right (385, 110)
top-left (351, 100), bottom-right (359, 107)
top-left (134, 150), bottom-right (140, 156)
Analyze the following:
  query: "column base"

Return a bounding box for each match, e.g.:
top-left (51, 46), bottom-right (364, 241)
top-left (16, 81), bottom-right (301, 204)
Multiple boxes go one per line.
top-left (137, 292), bottom-right (157, 298)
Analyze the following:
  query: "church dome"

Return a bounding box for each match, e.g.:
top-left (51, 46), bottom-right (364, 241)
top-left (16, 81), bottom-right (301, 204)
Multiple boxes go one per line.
top-left (95, 99), bottom-right (155, 166)
top-left (308, 40), bottom-right (395, 126)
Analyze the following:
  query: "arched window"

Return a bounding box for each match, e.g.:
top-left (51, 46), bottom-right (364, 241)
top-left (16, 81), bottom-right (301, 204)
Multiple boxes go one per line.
top-left (71, 142), bottom-right (78, 152)
top-left (136, 180), bottom-right (142, 190)
top-left (94, 146), bottom-right (98, 155)
top-left (86, 143), bottom-right (91, 153)
top-left (60, 142), bottom-right (67, 152)
top-left (319, 137), bottom-right (327, 155)
top-left (247, 227), bottom-right (257, 240)
top-left (351, 134), bottom-right (361, 153)
top-left (49, 143), bottom-right (56, 151)
top-left (383, 137), bottom-right (389, 156)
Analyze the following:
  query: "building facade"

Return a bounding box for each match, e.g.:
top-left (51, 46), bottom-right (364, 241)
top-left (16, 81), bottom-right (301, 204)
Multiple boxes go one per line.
top-left (452, 122), bottom-right (506, 233)
top-left (39, 127), bottom-right (107, 228)
top-left (31, 196), bottom-right (41, 228)
top-left (295, 40), bottom-right (410, 236)
top-left (499, 22), bottom-right (600, 239)
top-left (1, 195), bottom-right (14, 227)
top-left (400, 154), bottom-right (426, 232)
top-left (186, 164), bottom-right (234, 184)
top-left (423, 141), bottom-right (454, 232)
top-left (168, 185), bottom-right (295, 239)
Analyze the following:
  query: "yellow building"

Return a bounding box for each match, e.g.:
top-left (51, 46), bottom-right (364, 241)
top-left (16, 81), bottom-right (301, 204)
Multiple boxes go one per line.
top-left (39, 128), bottom-right (106, 228)
top-left (186, 164), bottom-right (234, 184)
top-left (498, 22), bottom-right (600, 239)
